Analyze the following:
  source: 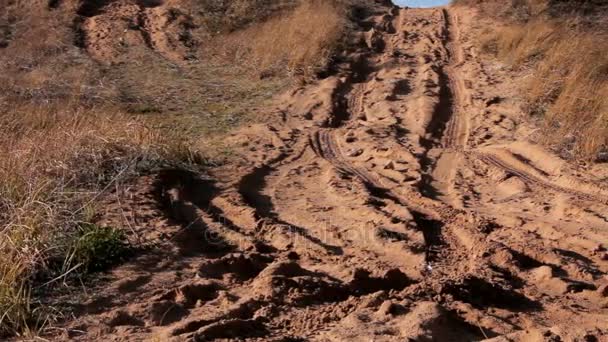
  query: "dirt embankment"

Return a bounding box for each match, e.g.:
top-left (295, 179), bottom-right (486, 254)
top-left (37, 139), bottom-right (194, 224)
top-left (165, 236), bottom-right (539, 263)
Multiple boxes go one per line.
top-left (37, 2), bottom-right (608, 341)
top-left (453, 0), bottom-right (608, 160)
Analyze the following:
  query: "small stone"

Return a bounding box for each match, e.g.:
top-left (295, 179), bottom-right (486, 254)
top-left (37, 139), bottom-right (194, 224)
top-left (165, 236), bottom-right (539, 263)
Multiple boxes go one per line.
top-left (384, 161), bottom-right (395, 170)
top-left (596, 152), bottom-right (608, 163)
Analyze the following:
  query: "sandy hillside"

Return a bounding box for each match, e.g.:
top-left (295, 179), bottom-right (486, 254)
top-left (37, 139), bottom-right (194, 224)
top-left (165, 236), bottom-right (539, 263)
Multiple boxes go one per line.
top-left (39, 2), bottom-right (608, 341)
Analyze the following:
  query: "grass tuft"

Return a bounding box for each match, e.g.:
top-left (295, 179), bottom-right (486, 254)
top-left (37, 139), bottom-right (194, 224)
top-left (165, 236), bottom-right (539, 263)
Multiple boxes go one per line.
top-left (210, 0), bottom-right (346, 79)
top-left (69, 224), bottom-right (130, 274)
top-left (457, 0), bottom-right (608, 159)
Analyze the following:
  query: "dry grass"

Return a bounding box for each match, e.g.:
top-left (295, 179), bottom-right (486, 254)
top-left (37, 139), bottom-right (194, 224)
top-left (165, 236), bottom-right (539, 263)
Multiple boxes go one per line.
top-left (210, 0), bottom-right (346, 78)
top-left (480, 21), bottom-right (556, 65)
top-left (460, 0), bottom-right (608, 159)
top-left (0, 0), bottom-right (111, 107)
top-left (530, 30), bottom-right (608, 156)
top-left (0, 102), bottom-right (164, 336)
top-left (0, 0), bottom-right (363, 336)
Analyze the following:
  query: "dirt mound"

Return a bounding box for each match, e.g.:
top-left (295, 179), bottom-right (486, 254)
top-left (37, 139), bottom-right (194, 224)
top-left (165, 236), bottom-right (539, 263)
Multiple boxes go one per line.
top-left (73, 0), bottom-right (201, 63)
top-left (70, 0), bottom-right (307, 65)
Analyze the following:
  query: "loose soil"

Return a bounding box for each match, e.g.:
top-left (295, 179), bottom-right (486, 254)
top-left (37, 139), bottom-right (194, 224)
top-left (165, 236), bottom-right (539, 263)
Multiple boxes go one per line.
top-left (49, 3), bottom-right (608, 341)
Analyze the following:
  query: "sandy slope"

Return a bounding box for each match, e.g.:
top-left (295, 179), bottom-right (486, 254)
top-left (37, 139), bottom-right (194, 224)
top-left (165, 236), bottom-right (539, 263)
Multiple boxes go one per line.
top-left (52, 3), bottom-right (608, 341)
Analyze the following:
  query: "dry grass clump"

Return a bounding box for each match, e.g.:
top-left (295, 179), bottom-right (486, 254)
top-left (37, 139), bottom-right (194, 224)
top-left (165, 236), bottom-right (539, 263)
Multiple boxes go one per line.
top-left (478, 21), bottom-right (556, 65)
top-left (459, 0), bottom-right (608, 159)
top-left (0, 4), bottom-right (150, 336)
top-left (529, 30), bottom-right (608, 156)
top-left (0, 102), bottom-right (161, 337)
top-left (210, 0), bottom-right (346, 78)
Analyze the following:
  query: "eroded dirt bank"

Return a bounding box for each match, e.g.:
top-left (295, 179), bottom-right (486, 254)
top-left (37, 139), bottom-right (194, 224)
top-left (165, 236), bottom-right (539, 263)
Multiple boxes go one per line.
top-left (52, 4), bottom-right (608, 341)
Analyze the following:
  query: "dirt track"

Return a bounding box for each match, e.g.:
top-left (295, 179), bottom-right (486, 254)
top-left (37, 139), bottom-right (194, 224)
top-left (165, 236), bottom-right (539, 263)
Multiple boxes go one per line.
top-left (57, 4), bottom-right (608, 341)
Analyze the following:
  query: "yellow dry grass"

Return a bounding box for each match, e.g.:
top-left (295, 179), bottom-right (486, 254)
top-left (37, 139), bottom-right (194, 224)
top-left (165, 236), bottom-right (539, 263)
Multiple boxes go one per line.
top-left (463, 0), bottom-right (608, 159)
top-left (531, 30), bottom-right (608, 156)
top-left (211, 0), bottom-right (345, 78)
top-left (0, 0), bottom-right (357, 336)
top-left (0, 103), bottom-right (160, 336)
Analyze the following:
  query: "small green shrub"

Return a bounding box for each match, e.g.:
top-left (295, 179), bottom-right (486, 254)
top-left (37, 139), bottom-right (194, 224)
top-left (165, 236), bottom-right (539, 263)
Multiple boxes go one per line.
top-left (70, 224), bottom-right (130, 274)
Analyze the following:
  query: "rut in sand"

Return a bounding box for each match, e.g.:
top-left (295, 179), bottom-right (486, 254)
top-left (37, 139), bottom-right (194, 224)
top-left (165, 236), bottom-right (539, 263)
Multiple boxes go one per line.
top-left (54, 3), bottom-right (608, 341)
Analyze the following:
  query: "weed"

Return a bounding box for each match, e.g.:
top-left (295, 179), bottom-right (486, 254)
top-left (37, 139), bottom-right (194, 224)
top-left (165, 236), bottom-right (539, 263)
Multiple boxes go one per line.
top-left (69, 223), bottom-right (130, 273)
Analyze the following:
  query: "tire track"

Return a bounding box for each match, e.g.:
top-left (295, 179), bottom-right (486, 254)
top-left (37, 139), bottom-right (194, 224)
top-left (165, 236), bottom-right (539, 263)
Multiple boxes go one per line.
top-left (311, 129), bottom-right (474, 270)
top-left (476, 151), bottom-right (608, 205)
top-left (311, 130), bottom-right (380, 190)
top-left (418, 9), bottom-right (469, 204)
top-left (419, 9), bottom-right (455, 150)
top-left (306, 9), bottom-right (486, 273)
top-left (236, 6), bottom-right (608, 340)
top-left (348, 83), bottom-right (367, 120)
top-left (440, 9), bottom-right (470, 150)
top-left (440, 8), bottom-right (608, 208)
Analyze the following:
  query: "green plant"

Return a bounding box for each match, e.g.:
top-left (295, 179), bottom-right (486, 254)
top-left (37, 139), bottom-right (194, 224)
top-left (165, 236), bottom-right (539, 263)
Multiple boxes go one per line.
top-left (70, 224), bottom-right (130, 274)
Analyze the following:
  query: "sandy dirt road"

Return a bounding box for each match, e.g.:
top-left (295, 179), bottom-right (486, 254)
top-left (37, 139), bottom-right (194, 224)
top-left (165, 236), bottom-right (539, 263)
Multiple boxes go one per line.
top-left (57, 4), bottom-right (608, 341)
